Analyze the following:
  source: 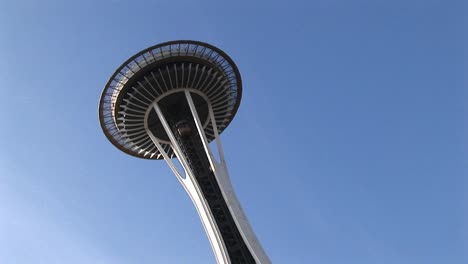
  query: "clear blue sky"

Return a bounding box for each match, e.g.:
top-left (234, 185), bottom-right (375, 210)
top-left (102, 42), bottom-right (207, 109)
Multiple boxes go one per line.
top-left (0, 0), bottom-right (465, 263)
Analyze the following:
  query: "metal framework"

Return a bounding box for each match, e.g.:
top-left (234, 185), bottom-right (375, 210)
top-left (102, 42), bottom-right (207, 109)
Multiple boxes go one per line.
top-left (98, 40), bottom-right (271, 264)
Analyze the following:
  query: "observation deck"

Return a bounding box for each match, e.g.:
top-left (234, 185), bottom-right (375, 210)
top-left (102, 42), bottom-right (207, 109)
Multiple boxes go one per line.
top-left (99, 40), bottom-right (242, 159)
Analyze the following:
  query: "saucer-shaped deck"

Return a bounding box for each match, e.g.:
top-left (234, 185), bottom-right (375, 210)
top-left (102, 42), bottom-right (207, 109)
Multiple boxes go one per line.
top-left (98, 40), bottom-right (242, 159)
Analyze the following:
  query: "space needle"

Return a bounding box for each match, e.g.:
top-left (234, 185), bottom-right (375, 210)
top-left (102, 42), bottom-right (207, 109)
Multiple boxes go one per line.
top-left (98, 40), bottom-right (271, 264)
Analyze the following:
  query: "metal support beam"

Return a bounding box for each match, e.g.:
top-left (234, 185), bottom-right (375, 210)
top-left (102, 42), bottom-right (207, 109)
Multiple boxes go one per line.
top-left (152, 102), bottom-right (231, 264)
top-left (185, 91), bottom-right (271, 264)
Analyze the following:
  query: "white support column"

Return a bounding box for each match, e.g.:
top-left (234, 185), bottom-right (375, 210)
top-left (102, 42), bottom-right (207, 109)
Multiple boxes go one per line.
top-left (185, 91), bottom-right (272, 264)
top-left (208, 104), bottom-right (225, 165)
top-left (151, 102), bottom-right (231, 264)
top-left (144, 125), bottom-right (184, 183)
top-left (185, 90), bottom-right (219, 169)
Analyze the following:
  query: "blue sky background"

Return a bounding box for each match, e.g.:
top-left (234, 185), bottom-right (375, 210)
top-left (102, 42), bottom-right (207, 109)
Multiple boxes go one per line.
top-left (0, 0), bottom-right (465, 263)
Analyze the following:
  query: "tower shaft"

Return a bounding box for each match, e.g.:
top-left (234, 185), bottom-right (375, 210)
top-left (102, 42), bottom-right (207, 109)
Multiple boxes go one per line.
top-left (175, 120), bottom-right (256, 263)
top-left (146, 91), bottom-right (271, 264)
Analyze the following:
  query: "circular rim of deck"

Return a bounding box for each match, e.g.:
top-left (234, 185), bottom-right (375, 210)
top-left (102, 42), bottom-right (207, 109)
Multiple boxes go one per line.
top-left (98, 40), bottom-right (242, 159)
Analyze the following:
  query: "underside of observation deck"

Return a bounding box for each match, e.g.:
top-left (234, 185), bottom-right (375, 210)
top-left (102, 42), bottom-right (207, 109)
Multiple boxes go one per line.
top-left (99, 40), bottom-right (242, 160)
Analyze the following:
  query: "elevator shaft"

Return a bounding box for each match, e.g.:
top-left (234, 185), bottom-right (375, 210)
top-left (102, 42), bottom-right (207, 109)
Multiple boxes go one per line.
top-left (172, 120), bottom-right (256, 264)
